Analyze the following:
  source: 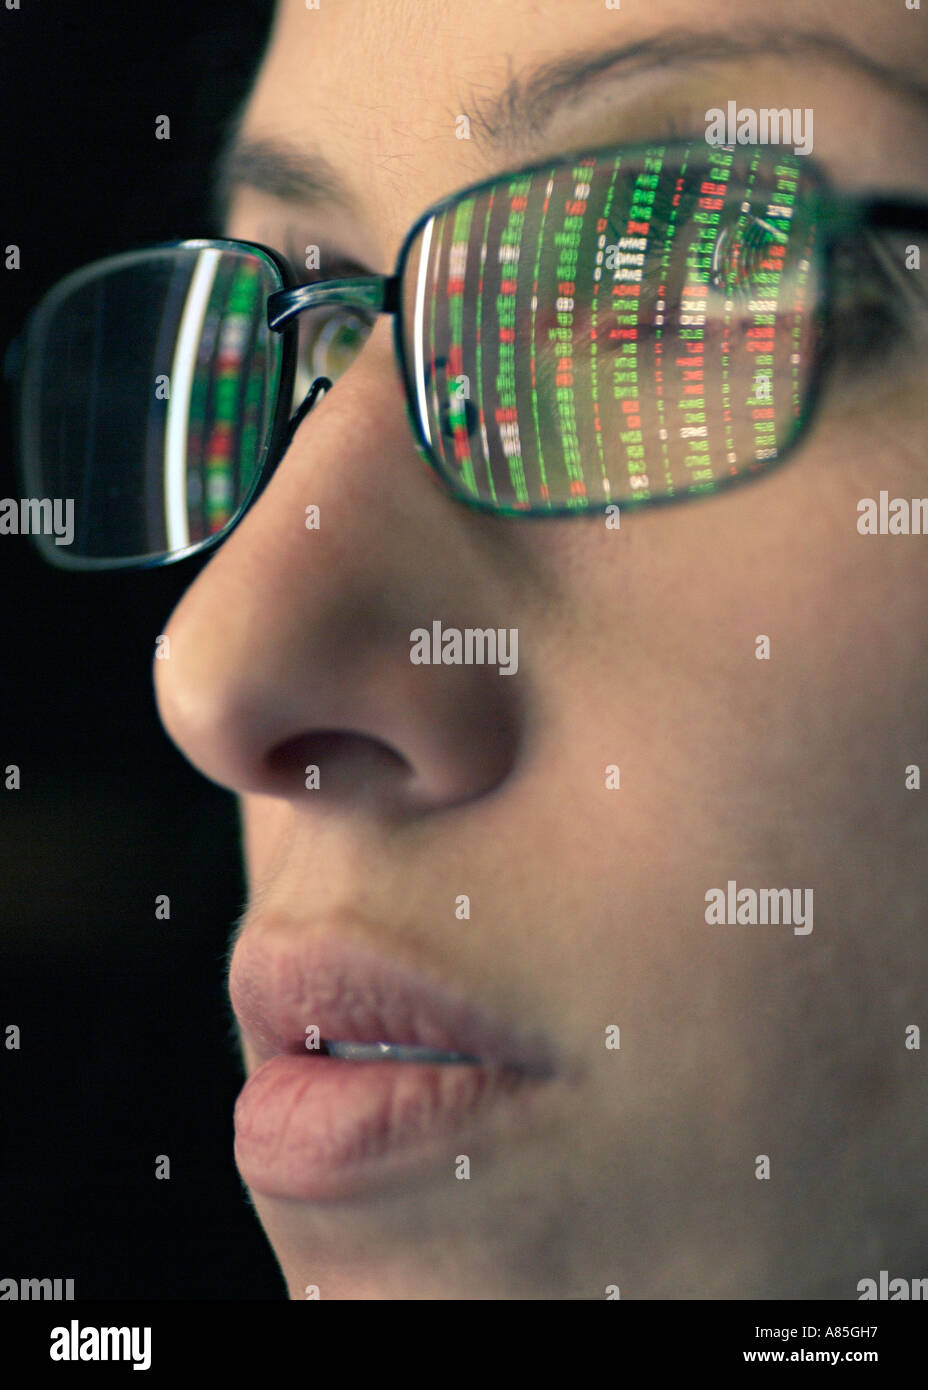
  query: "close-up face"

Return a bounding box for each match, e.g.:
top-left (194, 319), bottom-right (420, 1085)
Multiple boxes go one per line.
top-left (142, 0), bottom-right (928, 1299)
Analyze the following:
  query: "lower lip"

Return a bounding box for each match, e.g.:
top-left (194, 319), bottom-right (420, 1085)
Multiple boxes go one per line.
top-left (234, 1053), bottom-right (545, 1200)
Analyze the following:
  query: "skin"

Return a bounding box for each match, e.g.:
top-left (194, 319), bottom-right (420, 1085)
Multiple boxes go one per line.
top-left (153, 0), bottom-right (928, 1298)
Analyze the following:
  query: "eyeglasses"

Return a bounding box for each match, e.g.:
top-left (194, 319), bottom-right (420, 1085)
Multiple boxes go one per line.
top-left (9, 136), bottom-right (928, 569)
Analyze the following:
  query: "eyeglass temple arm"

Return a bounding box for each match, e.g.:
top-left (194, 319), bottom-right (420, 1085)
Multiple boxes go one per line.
top-left (822, 196), bottom-right (928, 240)
top-left (858, 198), bottom-right (928, 234)
top-left (267, 275), bottom-right (401, 332)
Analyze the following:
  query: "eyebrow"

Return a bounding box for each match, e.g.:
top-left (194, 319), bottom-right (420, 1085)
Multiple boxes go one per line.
top-left (213, 25), bottom-right (928, 223)
top-left (466, 26), bottom-right (928, 148)
top-left (213, 133), bottom-right (353, 224)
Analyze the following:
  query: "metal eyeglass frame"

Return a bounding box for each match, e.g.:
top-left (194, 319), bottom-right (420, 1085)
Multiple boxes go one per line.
top-left (265, 142), bottom-right (928, 524)
top-left (8, 135), bottom-right (928, 571)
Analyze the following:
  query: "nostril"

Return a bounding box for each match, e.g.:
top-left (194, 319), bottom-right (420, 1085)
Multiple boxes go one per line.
top-left (265, 729), bottom-right (412, 796)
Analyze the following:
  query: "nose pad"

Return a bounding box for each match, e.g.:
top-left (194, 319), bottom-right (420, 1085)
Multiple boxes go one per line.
top-left (284, 374), bottom-right (333, 452)
top-left (241, 375), bottom-right (333, 517)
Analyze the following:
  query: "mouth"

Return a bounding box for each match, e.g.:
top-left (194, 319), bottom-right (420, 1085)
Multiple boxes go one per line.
top-left (228, 924), bottom-right (560, 1201)
top-left (321, 1040), bottom-right (483, 1063)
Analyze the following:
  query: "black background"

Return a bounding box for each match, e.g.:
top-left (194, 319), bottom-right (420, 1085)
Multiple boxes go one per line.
top-left (0, 0), bottom-right (285, 1299)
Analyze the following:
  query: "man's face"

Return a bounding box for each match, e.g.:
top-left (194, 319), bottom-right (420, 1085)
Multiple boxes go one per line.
top-left (154, 0), bottom-right (928, 1298)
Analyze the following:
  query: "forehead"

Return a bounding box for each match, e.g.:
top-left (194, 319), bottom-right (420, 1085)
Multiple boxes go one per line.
top-left (241, 0), bottom-right (478, 229)
top-left (235, 0), bottom-right (928, 255)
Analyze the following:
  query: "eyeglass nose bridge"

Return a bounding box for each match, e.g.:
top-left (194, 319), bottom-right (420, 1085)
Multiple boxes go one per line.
top-left (255, 274), bottom-right (403, 505)
top-left (266, 274), bottom-right (401, 332)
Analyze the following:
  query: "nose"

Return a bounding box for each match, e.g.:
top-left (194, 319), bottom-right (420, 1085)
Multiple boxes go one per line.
top-left (152, 319), bottom-right (523, 821)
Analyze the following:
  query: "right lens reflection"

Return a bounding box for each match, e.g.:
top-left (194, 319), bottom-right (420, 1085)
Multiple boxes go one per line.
top-left (20, 243), bottom-right (284, 567)
top-left (401, 142), bottom-right (826, 513)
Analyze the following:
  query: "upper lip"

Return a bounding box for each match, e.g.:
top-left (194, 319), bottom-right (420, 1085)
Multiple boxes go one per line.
top-left (228, 919), bottom-right (558, 1078)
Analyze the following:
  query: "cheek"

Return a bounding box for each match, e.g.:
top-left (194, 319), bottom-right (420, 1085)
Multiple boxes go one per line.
top-left (533, 427), bottom-right (928, 861)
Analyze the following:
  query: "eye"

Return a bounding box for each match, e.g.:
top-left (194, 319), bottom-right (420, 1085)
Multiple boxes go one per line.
top-left (291, 305), bottom-right (374, 406)
top-left (304, 306), bottom-right (373, 379)
top-left (828, 228), bottom-right (928, 368)
top-left (709, 215), bottom-right (789, 295)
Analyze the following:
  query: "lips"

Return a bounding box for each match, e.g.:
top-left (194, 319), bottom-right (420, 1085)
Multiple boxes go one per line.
top-left (228, 925), bottom-right (559, 1200)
